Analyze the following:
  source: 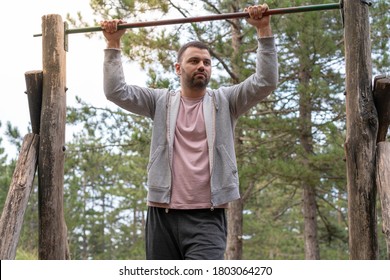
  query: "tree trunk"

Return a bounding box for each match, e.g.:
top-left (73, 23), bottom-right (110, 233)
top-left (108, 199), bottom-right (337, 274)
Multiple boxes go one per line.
top-left (303, 183), bottom-right (319, 259)
top-left (0, 133), bottom-right (39, 259)
top-left (225, 1), bottom-right (245, 260)
top-left (298, 53), bottom-right (320, 259)
top-left (376, 142), bottom-right (390, 259)
top-left (225, 199), bottom-right (244, 260)
top-left (39, 14), bottom-right (69, 260)
top-left (344, 0), bottom-right (378, 259)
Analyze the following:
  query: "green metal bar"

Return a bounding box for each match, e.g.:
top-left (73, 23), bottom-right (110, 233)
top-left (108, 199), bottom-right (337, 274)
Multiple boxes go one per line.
top-left (33, 3), bottom-right (341, 37)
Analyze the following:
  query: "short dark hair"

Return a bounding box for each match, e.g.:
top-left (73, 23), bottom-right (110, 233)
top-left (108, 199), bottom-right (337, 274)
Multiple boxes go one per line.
top-left (177, 41), bottom-right (210, 63)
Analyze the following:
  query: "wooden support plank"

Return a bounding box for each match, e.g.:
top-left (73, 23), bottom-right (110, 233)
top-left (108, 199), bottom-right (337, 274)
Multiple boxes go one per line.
top-left (39, 14), bottom-right (69, 260)
top-left (0, 133), bottom-right (39, 260)
top-left (25, 71), bottom-right (43, 135)
top-left (376, 142), bottom-right (390, 259)
top-left (373, 75), bottom-right (390, 143)
top-left (343, 0), bottom-right (378, 259)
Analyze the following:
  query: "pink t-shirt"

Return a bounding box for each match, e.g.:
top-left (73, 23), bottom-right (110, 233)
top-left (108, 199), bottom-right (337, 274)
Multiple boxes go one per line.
top-left (149, 95), bottom-right (212, 209)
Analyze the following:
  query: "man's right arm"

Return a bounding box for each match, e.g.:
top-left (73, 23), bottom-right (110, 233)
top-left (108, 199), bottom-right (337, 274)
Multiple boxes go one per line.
top-left (102, 20), bottom-right (159, 118)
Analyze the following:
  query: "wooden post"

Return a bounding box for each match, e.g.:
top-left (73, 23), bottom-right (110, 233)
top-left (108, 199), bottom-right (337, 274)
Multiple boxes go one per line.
top-left (374, 76), bottom-right (390, 259)
top-left (0, 134), bottom-right (39, 259)
top-left (344, 0), bottom-right (378, 259)
top-left (39, 14), bottom-right (69, 260)
top-left (376, 142), bottom-right (390, 259)
top-left (25, 71), bottom-right (43, 135)
top-left (373, 75), bottom-right (390, 143)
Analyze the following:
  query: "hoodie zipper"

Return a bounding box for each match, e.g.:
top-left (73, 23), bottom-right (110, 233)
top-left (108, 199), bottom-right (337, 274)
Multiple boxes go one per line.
top-left (210, 91), bottom-right (218, 210)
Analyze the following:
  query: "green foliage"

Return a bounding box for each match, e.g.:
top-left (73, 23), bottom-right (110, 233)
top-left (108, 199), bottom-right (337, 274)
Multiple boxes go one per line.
top-left (65, 98), bottom-right (150, 259)
top-left (370, 0), bottom-right (390, 74)
top-left (4, 121), bottom-right (23, 152)
top-left (243, 183), bottom-right (306, 259)
top-left (0, 122), bottom-right (16, 216)
top-left (15, 247), bottom-right (38, 260)
top-left (0, 124), bottom-right (9, 215)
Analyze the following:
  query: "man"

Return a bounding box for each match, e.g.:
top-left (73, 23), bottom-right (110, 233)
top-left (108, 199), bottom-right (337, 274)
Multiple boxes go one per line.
top-left (101, 3), bottom-right (278, 260)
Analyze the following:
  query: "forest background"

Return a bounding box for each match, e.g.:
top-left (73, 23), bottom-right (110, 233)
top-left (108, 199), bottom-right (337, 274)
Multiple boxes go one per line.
top-left (0, 0), bottom-right (389, 260)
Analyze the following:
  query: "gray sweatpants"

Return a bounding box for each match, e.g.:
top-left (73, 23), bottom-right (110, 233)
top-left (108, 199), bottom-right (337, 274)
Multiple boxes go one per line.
top-left (145, 207), bottom-right (227, 260)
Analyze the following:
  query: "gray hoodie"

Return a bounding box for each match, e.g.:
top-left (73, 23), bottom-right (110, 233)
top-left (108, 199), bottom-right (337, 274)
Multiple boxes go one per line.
top-left (104, 37), bottom-right (278, 207)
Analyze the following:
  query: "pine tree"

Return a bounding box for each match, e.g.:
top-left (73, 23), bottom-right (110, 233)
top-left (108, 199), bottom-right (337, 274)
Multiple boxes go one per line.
top-left (65, 100), bottom-right (150, 259)
top-left (0, 121), bottom-right (11, 215)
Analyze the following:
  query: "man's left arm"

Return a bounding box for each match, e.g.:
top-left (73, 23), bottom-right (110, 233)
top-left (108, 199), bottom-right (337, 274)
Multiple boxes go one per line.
top-left (227, 4), bottom-right (278, 118)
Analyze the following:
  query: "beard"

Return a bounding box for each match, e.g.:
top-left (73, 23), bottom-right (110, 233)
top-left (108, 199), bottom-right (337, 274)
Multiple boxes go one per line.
top-left (183, 71), bottom-right (210, 89)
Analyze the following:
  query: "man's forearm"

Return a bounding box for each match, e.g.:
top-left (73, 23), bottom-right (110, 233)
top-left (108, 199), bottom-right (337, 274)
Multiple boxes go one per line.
top-left (257, 26), bottom-right (273, 38)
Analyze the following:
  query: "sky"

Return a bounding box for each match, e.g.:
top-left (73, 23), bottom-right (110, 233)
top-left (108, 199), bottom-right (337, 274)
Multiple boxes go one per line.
top-left (0, 0), bottom-right (146, 159)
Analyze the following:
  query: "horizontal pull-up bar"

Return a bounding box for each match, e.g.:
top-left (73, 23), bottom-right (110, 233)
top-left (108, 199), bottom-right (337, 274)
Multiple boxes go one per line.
top-left (33, 2), bottom-right (341, 37)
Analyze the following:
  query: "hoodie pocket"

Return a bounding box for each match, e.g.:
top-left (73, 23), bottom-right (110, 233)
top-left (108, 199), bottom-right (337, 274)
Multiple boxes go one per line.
top-left (147, 145), bottom-right (170, 188)
top-left (213, 145), bottom-right (238, 189)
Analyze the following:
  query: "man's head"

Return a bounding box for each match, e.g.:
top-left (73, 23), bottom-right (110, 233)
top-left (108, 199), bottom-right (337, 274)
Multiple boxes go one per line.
top-left (177, 41), bottom-right (210, 63)
top-left (175, 41), bottom-right (212, 93)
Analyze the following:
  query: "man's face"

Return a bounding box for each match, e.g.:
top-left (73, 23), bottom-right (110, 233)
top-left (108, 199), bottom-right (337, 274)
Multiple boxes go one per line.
top-left (175, 47), bottom-right (212, 90)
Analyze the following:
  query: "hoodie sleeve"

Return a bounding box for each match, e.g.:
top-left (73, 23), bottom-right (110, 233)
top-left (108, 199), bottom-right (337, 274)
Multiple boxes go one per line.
top-left (103, 49), bottom-right (163, 118)
top-left (225, 36), bottom-right (279, 118)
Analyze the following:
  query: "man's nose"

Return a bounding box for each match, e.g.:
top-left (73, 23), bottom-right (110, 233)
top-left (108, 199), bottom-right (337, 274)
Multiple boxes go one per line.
top-left (197, 62), bottom-right (205, 71)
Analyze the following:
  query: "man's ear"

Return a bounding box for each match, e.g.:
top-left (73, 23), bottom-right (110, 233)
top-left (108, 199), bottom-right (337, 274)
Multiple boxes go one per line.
top-left (175, 62), bottom-right (181, 75)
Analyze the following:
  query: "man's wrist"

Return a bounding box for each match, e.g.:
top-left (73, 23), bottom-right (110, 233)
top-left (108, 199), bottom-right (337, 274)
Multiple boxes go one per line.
top-left (257, 26), bottom-right (272, 38)
top-left (106, 40), bottom-right (121, 49)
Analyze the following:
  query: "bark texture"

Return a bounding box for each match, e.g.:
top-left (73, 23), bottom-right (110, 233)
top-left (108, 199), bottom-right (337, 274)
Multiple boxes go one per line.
top-left (376, 142), bottom-right (390, 259)
top-left (344, 0), bottom-right (378, 259)
top-left (39, 14), bottom-right (69, 260)
top-left (0, 134), bottom-right (39, 259)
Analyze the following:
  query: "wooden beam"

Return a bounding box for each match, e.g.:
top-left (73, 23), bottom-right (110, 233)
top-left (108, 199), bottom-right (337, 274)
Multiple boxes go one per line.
top-left (39, 14), bottom-right (69, 260)
top-left (373, 75), bottom-right (390, 143)
top-left (25, 71), bottom-right (43, 135)
top-left (0, 133), bottom-right (39, 259)
top-left (376, 142), bottom-right (390, 259)
top-left (344, 0), bottom-right (378, 259)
